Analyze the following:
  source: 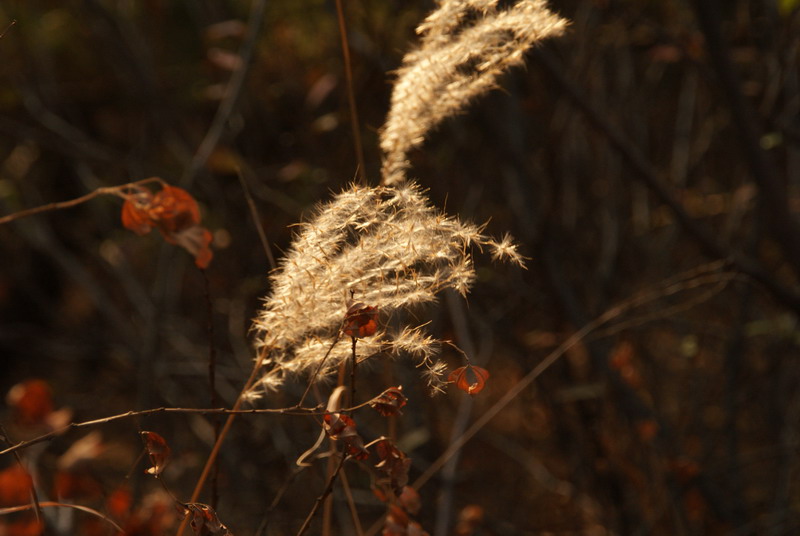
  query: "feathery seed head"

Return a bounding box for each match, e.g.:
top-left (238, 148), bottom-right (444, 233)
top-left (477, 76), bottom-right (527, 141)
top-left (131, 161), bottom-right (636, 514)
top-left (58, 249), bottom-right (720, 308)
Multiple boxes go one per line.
top-left (249, 183), bottom-right (522, 397)
top-left (380, 0), bottom-right (568, 186)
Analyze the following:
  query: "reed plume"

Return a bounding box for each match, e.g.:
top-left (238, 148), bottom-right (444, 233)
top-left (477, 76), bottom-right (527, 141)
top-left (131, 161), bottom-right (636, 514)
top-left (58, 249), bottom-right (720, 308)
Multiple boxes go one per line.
top-left (380, 0), bottom-right (567, 186)
top-left (249, 183), bottom-right (523, 397)
top-left (249, 0), bottom-right (565, 398)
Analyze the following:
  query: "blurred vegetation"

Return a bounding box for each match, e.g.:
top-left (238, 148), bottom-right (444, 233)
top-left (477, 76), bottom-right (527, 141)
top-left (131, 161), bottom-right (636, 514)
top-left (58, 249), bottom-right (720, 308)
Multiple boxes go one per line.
top-left (2, 0), bottom-right (800, 535)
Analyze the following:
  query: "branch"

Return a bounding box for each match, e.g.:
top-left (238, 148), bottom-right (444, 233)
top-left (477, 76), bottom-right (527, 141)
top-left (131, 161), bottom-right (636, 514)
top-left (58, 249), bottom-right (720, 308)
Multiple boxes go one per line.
top-left (690, 0), bottom-right (800, 276)
top-left (0, 501), bottom-right (124, 534)
top-left (0, 177), bottom-right (164, 226)
top-left (0, 395), bottom-right (390, 459)
top-left (296, 452), bottom-right (348, 536)
top-left (335, 0), bottom-right (367, 184)
top-left (181, 0), bottom-right (268, 187)
top-left (409, 262), bottom-right (739, 493)
top-left (0, 426), bottom-right (43, 524)
top-left (533, 47), bottom-right (800, 315)
top-left (0, 19), bottom-right (16, 39)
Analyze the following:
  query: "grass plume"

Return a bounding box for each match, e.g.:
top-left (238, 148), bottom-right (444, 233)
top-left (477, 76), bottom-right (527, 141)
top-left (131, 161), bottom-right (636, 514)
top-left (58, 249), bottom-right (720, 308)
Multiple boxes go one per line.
top-left (380, 0), bottom-right (568, 186)
top-left (249, 183), bottom-right (524, 397)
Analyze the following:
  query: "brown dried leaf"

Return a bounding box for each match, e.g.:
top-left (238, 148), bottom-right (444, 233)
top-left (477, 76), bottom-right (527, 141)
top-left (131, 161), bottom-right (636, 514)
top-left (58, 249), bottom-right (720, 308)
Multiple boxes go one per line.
top-left (140, 431), bottom-right (171, 476)
top-left (375, 440), bottom-right (411, 494)
top-left (183, 503), bottom-right (233, 536)
top-left (370, 386), bottom-right (407, 417)
top-left (322, 413), bottom-right (369, 460)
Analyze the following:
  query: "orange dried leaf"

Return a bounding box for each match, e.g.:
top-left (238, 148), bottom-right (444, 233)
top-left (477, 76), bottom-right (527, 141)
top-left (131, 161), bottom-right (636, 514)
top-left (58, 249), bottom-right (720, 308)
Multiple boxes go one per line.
top-left (343, 302), bottom-right (379, 338)
top-left (0, 465), bottom-right (33, 506)
top-left (121, 197), bottom-right (153, 235)
top-left (448, 365), bottom-right (490, 395)
top-left (150, 185), bottom-right (201, 235)
top-left (6, 379), bottom-right (53, 426)
top-left (121, 182), bottom-right (213, 268)
top-left (140, 431), bottom-right (171, 476)
top-left (168, 226), bottom-right (214, 269)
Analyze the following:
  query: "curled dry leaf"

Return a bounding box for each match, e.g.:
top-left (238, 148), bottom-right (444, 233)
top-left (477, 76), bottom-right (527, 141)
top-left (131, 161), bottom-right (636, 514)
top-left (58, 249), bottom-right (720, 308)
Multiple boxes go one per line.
top-left (121, 182), bottom-right (213, 269)
top-left (342, 302), bottom-right (379, 338)
top-left (375, 439), bottom-right (411, 495)
top-left (370, 386), bottom-right (407, 417)
top-left (182, 503), bottom-right (233, 536)
top-left (448, 365), bottom-right (490, 395)
top-left (322, 413), bottom-right (369, 460)
top-left (140, 431), bottom-right (171, 476)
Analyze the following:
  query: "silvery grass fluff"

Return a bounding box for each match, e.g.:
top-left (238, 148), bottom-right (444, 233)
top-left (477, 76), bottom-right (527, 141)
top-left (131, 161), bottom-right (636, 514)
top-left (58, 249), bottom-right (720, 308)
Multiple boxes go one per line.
top-left (247, 0), bottom-right (566, 400)
top-left (247, 182), bottom-right (524, 399)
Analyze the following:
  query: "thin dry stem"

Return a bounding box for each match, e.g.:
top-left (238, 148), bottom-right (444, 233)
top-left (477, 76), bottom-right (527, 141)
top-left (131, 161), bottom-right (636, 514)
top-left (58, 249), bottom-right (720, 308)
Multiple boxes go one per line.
top-left (296, 453), bottom-right (348, 536)
top-left (0, 425), bottom-right (43, 524)
top-left (0, 501), bottom-right (124, 533)
top-left (0, 177), bottom-right (165, 226)
top-left (335, 0), bottom-right (367, 184)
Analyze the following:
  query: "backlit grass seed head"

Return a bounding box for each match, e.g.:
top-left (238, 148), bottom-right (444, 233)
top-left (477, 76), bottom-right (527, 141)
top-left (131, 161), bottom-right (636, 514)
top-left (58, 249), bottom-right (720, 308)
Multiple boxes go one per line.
top-left (249, 183), bottom-right (523, 396)
top-left (380, 0), bottom-right (568, 186)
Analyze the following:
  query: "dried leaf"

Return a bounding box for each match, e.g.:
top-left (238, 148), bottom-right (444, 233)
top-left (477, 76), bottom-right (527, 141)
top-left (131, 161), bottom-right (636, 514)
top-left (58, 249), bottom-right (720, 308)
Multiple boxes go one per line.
top-left (106, 486), bottom-right (133, 520)
top-left (121, 182), bottom-right (213, 268)
top-left (448, 365), bottom-right (490, 395)
top-left (0, 465), bottom-right (33, 506)
top-left (407, 521), bottom-right (430, 536)
top-left (140, 431), bottom-right (171, 476)
top-left (375, 440), bottom-right (411, 494)
top-left (6, 379), bottom-right (54, 426)
top-left (121, 193), bottom-right (153, 235)
top-left (167, 225), bottom-right (214, 269)
top-left (53, 470), bottom-right (103, 500)
top-left (343, 302), bottom-right (379, 338)
top-left (399, 486), bottom-right (421, 516)
top-left (384, 504), bottom-right (409, 535)
top-left (370, 386), bottom-right (407, 417)
top-left (149, 185), bottom-right (201, 235)
top-left (322, 413), bottom-right (369, 460)
top-left (182, 502), bottom-right (233, 536)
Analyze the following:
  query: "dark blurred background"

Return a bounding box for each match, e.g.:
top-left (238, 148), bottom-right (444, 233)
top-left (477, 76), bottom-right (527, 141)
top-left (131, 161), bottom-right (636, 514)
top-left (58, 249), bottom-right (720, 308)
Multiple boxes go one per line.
top-left (2, 0), bottom-right (800, 534)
